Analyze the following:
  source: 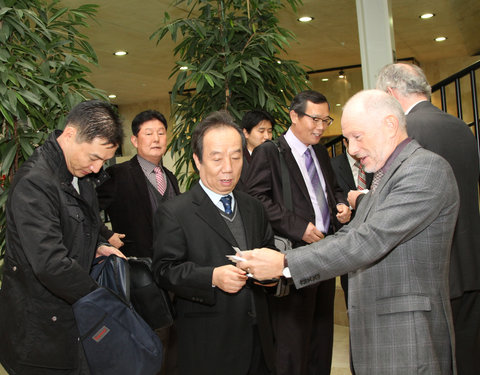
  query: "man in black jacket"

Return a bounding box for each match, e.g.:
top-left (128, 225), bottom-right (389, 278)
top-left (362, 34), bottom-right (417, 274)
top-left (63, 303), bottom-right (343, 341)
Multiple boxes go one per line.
top-left (0, 100), bottom-right (124, 375)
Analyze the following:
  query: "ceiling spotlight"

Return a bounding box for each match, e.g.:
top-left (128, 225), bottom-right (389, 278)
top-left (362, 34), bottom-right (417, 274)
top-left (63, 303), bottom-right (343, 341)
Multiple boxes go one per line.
top-left (435, 36), bottom-right (447, 42)
top-left (298, 16), bottom-right (313, 23)
top-left (338, 70), bottom-right (345, 79)
top-left (113, 50), bottom-right (128, 56)
top-left (336, 104), bottom-right (341, 107)
top-left (108, 94), bottom-right (117, 99)
top-left (420, 13), bottom-right (435, 19)
top-left (179, 66), bottom-right (188, 70)
top-left (322, 78), bottom-right (329, 82)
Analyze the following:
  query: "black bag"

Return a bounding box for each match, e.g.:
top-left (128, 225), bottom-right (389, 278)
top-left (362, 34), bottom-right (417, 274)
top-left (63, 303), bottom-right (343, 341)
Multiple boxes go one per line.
top-left (128, 257), bottom-right (175, 330)
top-left (73, 255), bottom-right (163, 375)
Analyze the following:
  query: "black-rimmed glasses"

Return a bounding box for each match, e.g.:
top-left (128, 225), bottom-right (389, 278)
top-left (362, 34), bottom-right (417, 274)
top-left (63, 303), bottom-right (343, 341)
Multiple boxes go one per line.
top-left (298, 111), bottom-right (334, 126)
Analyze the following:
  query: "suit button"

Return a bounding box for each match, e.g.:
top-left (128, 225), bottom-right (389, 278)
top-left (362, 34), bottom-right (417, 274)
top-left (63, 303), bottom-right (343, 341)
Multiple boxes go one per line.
top-left (12, 266), bottom-right (17, 272)
top-left (51, 316), bottom-right (57, 322)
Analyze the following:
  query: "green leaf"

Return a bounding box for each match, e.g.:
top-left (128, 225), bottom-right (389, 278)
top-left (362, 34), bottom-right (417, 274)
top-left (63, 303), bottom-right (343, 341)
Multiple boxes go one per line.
top-left (1, 142), bottom-right (16, 175)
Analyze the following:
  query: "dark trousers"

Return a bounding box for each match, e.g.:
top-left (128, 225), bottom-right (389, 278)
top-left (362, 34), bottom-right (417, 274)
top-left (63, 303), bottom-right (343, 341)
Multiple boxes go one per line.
top-left (156, 324), bottom-right (178, 375)
top-left (270, 278), bottom-right (335, 375)
top-left (451, 290), bottom-right (480, 375)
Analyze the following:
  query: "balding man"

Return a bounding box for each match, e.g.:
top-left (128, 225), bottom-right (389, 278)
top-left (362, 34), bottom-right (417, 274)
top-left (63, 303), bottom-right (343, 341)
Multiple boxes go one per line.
top-left (239, 90), bottom-right (460, 374)
top-left (377, 63), bottom-right (480, 374)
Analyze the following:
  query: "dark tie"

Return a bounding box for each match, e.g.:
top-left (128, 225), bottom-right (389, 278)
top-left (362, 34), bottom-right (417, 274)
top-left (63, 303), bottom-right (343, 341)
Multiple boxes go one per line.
top-left (220, 195), bottom-right (232, 214)
top-left (370, 169), bottom-right (385, 192)
top-left (355, 161), bottom-right (367, 190)
top-left (154, 166), bottom-right (167, 195)
top-left (304, 148), bottom-right (330, 229)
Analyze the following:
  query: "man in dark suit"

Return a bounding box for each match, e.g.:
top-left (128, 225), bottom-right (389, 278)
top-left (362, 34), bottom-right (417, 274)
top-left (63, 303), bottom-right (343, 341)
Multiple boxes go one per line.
top-left (96, 109), bottom-right (180, 374)
top-left (331, 137), bottom-right (373, 301)
top-left (96, 110), bottom-right (180, 258)
top-left (152, 111), bottom-right (275, 375)
top-left (245, 90), bottom-right (351, 375)
top-left (377, 62), bottom-right (480, 374)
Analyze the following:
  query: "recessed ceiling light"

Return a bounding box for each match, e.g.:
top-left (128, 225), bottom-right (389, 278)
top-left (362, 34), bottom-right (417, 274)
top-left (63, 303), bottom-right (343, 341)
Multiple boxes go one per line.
top-left (336, 104), bottom-right (341, 107)
top-left (435, 36), bottom-right (447, 42)
top-left (298, 16), bottom-right (313, 23)
top-left (322, 78), bottom-right (329, 82)
top-left (420, 13), bottom-right (435, 19)
top-left (179, 66), bottom-right (188, 70)
top-left (113, 50), bottom-right (128, 56)
top-left (108, 94), bottom-right (117, 99)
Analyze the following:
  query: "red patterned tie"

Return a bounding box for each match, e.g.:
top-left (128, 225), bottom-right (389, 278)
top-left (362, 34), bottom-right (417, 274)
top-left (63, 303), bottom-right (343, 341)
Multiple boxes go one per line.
top-left (355, 161), bottom-right (367, 190)
top-left (154, 166), bottom-right (166, 195)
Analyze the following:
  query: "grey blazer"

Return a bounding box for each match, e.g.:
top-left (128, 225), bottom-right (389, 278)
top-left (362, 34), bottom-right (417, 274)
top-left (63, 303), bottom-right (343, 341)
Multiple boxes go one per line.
top-left (287, 140), bottom-right (459, 374)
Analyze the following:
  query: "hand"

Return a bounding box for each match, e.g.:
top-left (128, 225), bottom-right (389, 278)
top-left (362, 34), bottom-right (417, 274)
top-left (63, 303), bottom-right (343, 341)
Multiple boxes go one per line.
top-left (237, 248), bottom-right (284, 281)
top-left (347, 190), bottom-right (365, 210)
top-left (108, 232), bottom-right (125, 248)
top-left (336, 203), bottom-right (351, 224)
top-left (212, 265), bottom-right (248, 293)
top-left (95, 244), bottom-right (127, 260)
top-left (302, 222), bottom-right (325, 243)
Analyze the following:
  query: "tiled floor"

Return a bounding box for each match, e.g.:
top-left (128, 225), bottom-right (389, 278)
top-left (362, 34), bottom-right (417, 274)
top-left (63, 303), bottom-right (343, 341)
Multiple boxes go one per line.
top-left (0, 325), bottom-right (352, 375)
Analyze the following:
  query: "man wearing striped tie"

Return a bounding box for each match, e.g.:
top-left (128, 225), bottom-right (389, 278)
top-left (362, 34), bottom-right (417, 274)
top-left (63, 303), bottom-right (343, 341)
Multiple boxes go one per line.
top-left (245, 90), bottom-right (351, 375)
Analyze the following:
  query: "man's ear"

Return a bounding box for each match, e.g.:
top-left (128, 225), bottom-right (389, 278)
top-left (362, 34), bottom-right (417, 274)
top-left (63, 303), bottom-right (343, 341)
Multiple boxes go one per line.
top-left (242, 128), bottom-right (249, 139)
top-left (385, 115), bottom-right (399, 136)
top-left (192, 153), bottom-right (201, 171)
top-left (63, 125), bottom-right (77, 141)
top-left (289, 110), bottom-right (298, 124)
top-left (131, 134), bottom-right (138, 149)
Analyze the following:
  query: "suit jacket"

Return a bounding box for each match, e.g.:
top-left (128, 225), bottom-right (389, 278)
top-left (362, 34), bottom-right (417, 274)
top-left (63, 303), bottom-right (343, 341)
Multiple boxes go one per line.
top-left (246, 136), bottom-right (347, 246)
top-left (152, 184), bottom-right (275, 375)
top-left (331, 152), bottom-right (373, 195)
top-left (96, 155), bottom-right (180, 258)
top-left (287, 141), bottom-right (459, 374)
top-left (407, 101), bottom-right (480, 298)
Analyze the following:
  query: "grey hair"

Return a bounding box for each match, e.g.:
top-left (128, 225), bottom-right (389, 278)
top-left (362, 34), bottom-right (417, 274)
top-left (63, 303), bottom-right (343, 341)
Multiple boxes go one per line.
top-left (376, 63), bottom-right (431, 100)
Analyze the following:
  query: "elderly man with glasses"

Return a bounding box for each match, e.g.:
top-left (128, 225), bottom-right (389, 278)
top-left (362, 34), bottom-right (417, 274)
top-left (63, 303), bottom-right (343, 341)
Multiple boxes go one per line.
top-left (245, 90), bottom-right (350, 375)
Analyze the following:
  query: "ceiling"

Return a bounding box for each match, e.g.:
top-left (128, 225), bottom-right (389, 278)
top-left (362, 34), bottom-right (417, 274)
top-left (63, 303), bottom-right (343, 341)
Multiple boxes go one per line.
top-left (59, 0), bottom-right (480, 106)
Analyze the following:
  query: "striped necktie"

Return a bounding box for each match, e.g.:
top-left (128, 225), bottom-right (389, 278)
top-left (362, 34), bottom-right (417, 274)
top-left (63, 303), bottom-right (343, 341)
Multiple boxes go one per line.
top-left (355, 161), bottom-right (367, 190)
top-left (304, 148), bottom-right (330, 229)
top-left (154, 166), bottom-right (167, 195)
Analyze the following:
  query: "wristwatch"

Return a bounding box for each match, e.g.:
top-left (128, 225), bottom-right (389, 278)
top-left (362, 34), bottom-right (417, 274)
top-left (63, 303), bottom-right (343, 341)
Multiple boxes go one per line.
top-left (282, 255), bottom-right (292, 278)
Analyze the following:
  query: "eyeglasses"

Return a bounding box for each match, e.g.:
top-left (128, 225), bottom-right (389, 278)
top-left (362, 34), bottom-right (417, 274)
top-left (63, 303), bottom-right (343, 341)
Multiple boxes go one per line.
top-left (298, 111), bottom-right (334, 126)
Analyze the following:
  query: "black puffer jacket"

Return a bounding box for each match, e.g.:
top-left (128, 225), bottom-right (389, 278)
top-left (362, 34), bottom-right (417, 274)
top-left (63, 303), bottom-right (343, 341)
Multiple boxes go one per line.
top-left (0, 130), bottom-right (107, 373)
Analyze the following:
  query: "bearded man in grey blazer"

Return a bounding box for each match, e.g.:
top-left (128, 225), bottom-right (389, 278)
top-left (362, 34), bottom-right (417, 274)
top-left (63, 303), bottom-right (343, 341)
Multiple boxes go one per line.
top-left (239, 90), bottom-right (460, 375)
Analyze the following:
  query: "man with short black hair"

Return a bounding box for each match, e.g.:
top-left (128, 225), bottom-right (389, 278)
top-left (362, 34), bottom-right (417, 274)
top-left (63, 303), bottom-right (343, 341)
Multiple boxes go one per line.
top-left (246, 90), bottom-right (350, 375)
top-left (153, 111), bottom-right (275, 375)
top-left (0, 100), bottom-right (124, 375)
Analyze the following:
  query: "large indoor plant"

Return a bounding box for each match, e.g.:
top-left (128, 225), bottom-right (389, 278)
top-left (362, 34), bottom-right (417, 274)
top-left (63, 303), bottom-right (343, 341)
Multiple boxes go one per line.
top-left (0, 0), bottom-right (104, 260)
top-left (151, 0), bottom-right (310, 188)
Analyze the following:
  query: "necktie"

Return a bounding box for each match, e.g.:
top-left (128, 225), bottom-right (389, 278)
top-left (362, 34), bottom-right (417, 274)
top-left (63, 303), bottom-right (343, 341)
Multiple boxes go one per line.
top-left (220, 195), bottom-right (232, 214)
top-left (304, 148), bottom-right (330, 229)
top-left (154, 166), bottom-right (167, 195)
top-left (370, 169), bottom-right (384, 192)
top-left (355, 161), bottom-right (367, 190)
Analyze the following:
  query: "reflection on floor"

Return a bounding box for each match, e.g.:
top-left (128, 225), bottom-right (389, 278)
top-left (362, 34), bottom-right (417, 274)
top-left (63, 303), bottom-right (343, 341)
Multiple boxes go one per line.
top-left (331, 323), bottom-right (352, 375)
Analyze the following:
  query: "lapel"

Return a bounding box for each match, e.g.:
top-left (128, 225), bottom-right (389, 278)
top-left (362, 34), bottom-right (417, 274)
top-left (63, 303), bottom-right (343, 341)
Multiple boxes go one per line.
top-left (191, 183), bottom-right (237, 246)
top-left (355, 140), bottom-right (421, 221)
top-left (234, 191), bottom-right (255, 249)
top-left (277, 136), bottom-right (312, 204)
top-left (338, 153), bottom-right (356, 190)
top-left (128, 156), bottom-right (153, 221)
